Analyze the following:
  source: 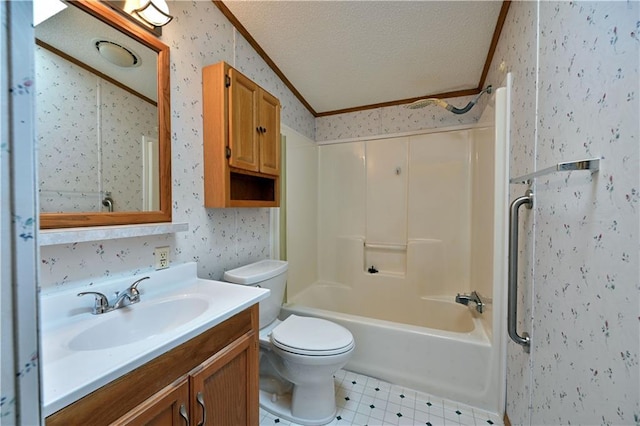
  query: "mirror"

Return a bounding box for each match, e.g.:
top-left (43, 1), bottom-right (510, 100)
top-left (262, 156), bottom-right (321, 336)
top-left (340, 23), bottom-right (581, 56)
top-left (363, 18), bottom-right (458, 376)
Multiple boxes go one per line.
top-left (36, 0), bottom-right (171, 229)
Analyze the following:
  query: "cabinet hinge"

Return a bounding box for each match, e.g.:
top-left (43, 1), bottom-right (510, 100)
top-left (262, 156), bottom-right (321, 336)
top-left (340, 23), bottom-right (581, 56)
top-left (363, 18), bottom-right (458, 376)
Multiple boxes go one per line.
top-left (225, 75), bottom-right (231, 88)
top-left (225, 146), bottom-right (231, 159)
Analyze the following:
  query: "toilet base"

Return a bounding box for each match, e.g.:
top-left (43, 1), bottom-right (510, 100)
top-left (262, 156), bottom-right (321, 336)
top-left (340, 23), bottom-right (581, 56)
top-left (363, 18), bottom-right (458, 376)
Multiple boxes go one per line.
top-left (259, 389), bottom-right (336, 426)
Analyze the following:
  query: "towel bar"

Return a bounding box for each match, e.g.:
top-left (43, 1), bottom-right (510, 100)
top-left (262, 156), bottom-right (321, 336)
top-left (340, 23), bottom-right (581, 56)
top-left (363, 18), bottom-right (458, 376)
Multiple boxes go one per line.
top-left (510, 158), bottom-right (600, 184)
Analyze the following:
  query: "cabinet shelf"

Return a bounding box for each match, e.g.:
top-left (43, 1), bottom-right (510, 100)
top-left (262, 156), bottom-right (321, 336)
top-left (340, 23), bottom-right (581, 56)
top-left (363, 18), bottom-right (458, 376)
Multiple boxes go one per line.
top-left (230, 171), bottom-right (277, 206)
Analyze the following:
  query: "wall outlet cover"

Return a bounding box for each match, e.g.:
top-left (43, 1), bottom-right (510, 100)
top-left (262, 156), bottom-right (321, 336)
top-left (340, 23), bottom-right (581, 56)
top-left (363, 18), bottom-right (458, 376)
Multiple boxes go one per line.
top-left (155, 246), bottom-right (170, 270)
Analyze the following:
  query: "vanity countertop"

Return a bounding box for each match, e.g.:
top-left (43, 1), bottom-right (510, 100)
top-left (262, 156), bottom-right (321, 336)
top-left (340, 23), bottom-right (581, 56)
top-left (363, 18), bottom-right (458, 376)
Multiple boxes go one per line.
top-left (40, 262), bottom-right (269, 417)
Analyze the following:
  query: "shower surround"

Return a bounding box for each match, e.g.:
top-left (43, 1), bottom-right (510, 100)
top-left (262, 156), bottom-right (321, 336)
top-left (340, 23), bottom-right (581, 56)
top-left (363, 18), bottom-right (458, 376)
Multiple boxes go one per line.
top-left (285, 87), bottom-right (510, 413)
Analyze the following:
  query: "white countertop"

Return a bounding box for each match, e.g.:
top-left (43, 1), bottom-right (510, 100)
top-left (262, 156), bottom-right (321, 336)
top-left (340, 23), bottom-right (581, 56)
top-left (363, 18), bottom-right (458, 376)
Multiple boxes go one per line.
top-left (40, 262), bottom-right (269, 417)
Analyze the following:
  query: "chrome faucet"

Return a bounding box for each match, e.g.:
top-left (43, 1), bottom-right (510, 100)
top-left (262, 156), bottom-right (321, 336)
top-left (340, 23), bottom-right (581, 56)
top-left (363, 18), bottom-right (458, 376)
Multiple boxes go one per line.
top-left (76, 291), bottom-right (110, 314)
top-left (111, 276), bottom-right (150, 309)
top-left (455, 291), bottom-right (485, 313)
top-left (78, 276), bottom-right (150, 314)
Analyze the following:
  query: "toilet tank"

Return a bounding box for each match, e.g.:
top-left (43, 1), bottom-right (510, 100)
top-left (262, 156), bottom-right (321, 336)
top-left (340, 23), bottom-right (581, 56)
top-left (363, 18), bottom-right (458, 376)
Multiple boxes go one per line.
top-left (223, 260), bottom-right (288, 329)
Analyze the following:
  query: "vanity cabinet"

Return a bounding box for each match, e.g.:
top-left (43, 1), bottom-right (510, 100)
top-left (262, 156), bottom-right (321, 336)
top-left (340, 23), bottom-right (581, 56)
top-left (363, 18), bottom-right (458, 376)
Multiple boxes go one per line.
top-left (113, 377), bottom-right (190, 426)
top-left (203, 61), bottom-right (281, 208)
top-left (46, 306), bottom-right (259, 426)
top-left (189, 333), bottom-right (256, 425)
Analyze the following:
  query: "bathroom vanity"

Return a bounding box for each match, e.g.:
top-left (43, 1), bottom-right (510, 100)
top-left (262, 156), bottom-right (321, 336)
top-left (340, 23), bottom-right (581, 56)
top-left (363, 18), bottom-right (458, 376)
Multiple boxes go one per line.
top-left (47, 307), bottom-right (257, 425)
top-left (41, 263), bottom-right (269, 425)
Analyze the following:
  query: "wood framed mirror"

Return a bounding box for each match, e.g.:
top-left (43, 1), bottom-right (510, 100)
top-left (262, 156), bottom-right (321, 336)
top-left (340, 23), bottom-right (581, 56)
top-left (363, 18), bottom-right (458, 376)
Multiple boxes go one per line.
top-left (37, 0), bottom-right (171, 229)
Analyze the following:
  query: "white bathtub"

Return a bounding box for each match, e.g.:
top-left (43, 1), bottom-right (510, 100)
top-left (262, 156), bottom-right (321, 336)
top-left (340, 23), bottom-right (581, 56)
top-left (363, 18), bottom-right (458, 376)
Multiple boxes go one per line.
top-left (282, 282), bottom-right (498, 412)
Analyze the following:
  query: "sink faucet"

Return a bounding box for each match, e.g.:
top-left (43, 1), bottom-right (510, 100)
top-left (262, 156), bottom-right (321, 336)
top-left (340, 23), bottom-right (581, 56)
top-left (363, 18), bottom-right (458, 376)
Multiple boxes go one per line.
top-left (111, 276), bottom-right (150, 309)
top-left (78, 276), bottom-right (150, 314)
top-left (455, 291), bottom-right (485, 313)
top-left (77, 291), bottom-right (110, 314)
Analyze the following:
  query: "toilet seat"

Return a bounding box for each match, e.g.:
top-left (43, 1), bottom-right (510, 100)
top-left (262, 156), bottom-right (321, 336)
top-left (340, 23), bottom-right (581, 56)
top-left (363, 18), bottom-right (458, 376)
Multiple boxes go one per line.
top-left (271, 315), bottom-right (354, 356)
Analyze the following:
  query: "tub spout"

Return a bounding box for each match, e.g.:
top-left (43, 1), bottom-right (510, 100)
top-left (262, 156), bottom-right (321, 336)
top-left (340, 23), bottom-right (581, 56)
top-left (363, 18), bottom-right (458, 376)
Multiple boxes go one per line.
top-left (455, 291), bottom-right (484, 313)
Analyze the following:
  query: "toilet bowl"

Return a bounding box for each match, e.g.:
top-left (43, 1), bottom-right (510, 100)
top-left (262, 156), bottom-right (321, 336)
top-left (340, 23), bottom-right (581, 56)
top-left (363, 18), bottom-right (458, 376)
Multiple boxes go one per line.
top-left (223, 260), bottom-right (355, 425)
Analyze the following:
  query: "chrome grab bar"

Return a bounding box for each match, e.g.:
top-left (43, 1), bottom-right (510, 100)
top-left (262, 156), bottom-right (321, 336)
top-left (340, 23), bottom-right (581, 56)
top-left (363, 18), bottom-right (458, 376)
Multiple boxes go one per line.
top-left (508, 189), bottom-right (533, 352)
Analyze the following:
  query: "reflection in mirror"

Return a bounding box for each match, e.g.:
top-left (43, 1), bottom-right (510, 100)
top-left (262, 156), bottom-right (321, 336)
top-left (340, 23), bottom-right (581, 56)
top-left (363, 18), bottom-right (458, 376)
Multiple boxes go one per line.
top-left (35, 1), bottom-right (171, 229)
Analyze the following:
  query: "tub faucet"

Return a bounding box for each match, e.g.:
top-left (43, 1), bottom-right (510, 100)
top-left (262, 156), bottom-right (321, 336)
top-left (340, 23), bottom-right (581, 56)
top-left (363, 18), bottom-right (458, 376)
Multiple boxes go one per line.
top-left (455, 291), bottom-right (484, 313)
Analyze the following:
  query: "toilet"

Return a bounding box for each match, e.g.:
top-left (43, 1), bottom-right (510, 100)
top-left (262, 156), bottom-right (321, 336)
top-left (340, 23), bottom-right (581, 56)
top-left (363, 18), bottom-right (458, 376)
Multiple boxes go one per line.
top-left (223, 260), bottom-right (355, 426)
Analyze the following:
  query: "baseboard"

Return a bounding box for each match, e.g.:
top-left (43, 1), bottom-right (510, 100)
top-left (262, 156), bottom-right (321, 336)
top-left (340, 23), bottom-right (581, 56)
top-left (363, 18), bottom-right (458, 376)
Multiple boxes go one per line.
top-left (504, 412), bottom-right (512, 426)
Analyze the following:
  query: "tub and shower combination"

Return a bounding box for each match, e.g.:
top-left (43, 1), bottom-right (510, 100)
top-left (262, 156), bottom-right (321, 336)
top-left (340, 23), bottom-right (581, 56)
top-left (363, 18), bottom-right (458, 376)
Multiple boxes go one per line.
top-left (282, 85), bottom-right (509, 414)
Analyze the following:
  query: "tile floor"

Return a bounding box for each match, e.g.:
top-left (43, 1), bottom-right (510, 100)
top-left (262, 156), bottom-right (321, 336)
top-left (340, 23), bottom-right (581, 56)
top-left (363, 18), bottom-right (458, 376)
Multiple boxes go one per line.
top-left (259, 369), bottom-right (504, 426)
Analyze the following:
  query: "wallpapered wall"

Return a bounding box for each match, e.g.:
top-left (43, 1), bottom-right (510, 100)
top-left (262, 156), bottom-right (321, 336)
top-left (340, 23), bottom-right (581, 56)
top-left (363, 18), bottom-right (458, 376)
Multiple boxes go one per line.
top-left (485, 2), bottom-right (639, 424)
top-left (2, 2), bottom-right (41, 423)
top-left (315, 93), bottom-right (484, 142)
top-left (39, 0), bottom-right (315, 290)
top-left (528, 2), bottom-right (637, 424)
top-left (36, 47), bottom-right (157, 213)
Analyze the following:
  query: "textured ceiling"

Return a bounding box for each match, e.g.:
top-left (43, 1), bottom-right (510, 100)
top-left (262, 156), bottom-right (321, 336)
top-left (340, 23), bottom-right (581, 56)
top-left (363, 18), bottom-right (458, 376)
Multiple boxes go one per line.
top-left (35, 4), bottom-right (158, 102)
top-left (223, 1), bottom-right (504, 115)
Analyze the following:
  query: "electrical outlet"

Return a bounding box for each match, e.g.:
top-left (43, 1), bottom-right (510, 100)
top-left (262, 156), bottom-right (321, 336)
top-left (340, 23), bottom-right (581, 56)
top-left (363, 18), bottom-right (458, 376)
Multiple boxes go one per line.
top-left (155, 246), bottom-right (170, 270)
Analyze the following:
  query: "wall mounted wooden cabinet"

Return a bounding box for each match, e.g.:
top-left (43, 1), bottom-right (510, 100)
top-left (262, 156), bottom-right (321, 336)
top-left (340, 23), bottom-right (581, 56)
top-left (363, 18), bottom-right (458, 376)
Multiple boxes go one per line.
top-left (203, 61), bottom-right (281, 207)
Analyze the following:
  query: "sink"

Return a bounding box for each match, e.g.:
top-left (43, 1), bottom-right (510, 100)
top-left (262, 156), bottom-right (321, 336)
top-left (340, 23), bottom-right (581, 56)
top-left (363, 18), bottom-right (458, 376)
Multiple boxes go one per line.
top-left (41, 262), bottom-right (271, 417)
top-left (68, 296), bottom-right (209, 351)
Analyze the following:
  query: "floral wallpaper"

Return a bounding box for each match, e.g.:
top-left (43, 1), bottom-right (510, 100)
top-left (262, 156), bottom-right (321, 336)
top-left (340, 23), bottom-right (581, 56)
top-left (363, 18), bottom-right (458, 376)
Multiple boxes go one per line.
top-left (531, 2), bottom-right (638, 424)
top-left (2, 1), bottom-right (42, 423)
top-left (36, 46), bottom-right (99, 212)
top-left (38, 0), bottom-right (315, 291)
top-left (316, 93), bottom-right (484, 142)
top-left (484, 1), bottom-right (639, 425)
top-left (100, 78), bottom-right (157, 211)
top-left (36, 47), bottom-right (157, 213)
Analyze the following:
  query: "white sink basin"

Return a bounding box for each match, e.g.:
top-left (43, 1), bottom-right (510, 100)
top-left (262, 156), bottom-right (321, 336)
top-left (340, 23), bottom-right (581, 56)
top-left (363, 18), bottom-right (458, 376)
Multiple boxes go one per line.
top-left (40, 262), bottom-right (270, 417)
top-left (68, 296), bottom-right (209, 351)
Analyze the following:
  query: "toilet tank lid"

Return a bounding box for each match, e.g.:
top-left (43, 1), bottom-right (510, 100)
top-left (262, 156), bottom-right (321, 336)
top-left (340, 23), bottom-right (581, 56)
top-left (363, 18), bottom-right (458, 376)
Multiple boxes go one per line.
top-left (223, 260), bottom-right (288, 285)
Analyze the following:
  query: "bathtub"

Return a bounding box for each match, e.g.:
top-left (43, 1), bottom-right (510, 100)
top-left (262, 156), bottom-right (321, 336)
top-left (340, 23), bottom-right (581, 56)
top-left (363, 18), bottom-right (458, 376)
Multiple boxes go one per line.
top-left (281, 282), bottom-right (499, 412)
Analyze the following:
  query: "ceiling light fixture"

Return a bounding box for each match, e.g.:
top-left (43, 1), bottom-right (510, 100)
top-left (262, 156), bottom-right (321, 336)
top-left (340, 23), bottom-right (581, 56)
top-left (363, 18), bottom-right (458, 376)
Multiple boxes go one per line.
top-left (95, 40), bottom-right (140, 68)
top-left (131, 0), bottom-right (173, 27)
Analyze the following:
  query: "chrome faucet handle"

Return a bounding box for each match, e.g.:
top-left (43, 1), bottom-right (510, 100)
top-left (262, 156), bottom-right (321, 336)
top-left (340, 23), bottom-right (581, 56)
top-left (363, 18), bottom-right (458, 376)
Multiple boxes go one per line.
top-left (472, 291), bottom-right (485, 314)
top-left (128, 276), bottom-right (150, 303)
top-left (77, 291), bottom-right (109, 314)
top-left (455, 292), bottom-right (485, 313)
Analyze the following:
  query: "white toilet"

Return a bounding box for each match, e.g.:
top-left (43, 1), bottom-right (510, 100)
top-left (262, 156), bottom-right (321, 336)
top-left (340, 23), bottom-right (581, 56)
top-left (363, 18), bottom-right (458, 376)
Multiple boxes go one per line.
top-left (223, 260), bottom-right (355, 426)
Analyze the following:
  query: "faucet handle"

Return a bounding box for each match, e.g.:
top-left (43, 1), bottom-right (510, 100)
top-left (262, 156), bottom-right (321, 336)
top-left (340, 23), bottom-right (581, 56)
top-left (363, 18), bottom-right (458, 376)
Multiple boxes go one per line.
top-left (128, 276), bottom-right (150, 302)
top-left (77, 291), bottom-right (109, 314)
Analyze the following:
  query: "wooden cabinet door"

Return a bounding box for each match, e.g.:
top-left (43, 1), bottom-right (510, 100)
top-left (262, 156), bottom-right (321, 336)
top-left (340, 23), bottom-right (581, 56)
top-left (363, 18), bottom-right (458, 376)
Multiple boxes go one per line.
top-left (228, 69), bottom-right (260, 172)
top-left (112, 377), bottom-right (190, 426)
top-left (257, 89), bottom-right (280, 176)
top-left (190, 333), bottom-right (259, 426)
